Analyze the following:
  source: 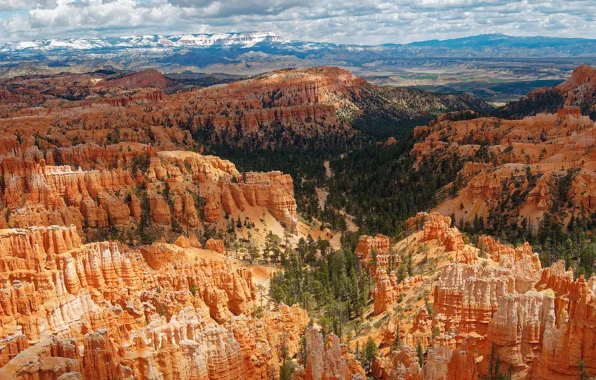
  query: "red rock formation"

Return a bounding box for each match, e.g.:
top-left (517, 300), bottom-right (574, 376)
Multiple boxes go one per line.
top-left (554, 65), bottom-right (596, 111)
top-left (355, 233), bottom-right (391, 273)
top-left (414, 99), bottom-right (596, 230)
top-left (174, 235), bottom-right (190, 248)
top-left (423, 343), bottom-right (477, 380)
top-left (150, 195), bottom-right (171, 225)
top-left (292, 328), bottom-right (365, 380)
top-left (0, 146), bottom-right (297, 243)
top-left (205, 238), bottom-right (224, 254)
top-left (421, 213), bottom-right (464, 252)
top-left (431, 250), bottom-right (595, 379)
top-left (478, 235), bottom-right (541, 291)
top-left (96, 69), bottom-right (173, 90)
top-left (532, 271), bottom-right (596, 380)
top-left (0, 225), bottom-right (309, 379)
top-left (433, 263), bottom-right (516, 336)
top-left (373, 271), bottom-right (423, 315)
top-left (556, 106), bottom-right (582, 118)
top-left (372, 343), bottom-right (422, 380)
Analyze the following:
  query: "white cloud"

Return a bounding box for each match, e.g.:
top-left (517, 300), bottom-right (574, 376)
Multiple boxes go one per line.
top-left (0, 0), bottom-right (57, 11)
top-left (0, 0), bottom-right (594, 44)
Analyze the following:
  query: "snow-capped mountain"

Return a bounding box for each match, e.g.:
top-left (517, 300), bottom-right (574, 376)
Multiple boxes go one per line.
top-left (1, 33), bottom-right (595, 83)
top-left (0, 32), bottom-right (283, 52)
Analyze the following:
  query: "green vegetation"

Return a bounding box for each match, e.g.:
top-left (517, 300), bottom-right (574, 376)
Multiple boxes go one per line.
top-left (269, 235), bottom-right (372, 339)
top-left (417, 340), bottom-right (425, 368)
top-left (363, 337), bottom-right (378, 372)
top-left (212, 144), bottom-right (351, 229)
top-left (326, 134), bottom-right (463, 236)
top-left (492, 88), bottom-right (564, 119)
top-left (486, 343), bottom-right (512, 380)
top-left (458, 168), bottom-right (596, 278)
top-left (279, 335), bottom-right (296, 380)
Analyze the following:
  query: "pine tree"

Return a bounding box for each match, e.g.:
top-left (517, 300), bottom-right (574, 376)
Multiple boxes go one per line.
top-left (578, 360), bottom-right (588, 380)
top-left (279, 334), bottom-right (295, 380)
top-left (416, 340), bottom-right (424, 368)
top-left (363, 337), bottom-right (378, 372)
top-left (392, 318), bottom-right (402, 350)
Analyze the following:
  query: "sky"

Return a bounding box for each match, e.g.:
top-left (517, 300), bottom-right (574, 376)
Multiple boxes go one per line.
top-left (0, 0), bottom-right (594, 44)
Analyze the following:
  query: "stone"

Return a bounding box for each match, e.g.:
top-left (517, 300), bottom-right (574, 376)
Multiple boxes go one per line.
top-left (205, 238), bottom-right (225, 254)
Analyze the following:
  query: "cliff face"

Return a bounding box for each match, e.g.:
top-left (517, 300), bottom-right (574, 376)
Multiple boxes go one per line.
top-left (369, 212), bottom-right (596, 380)
top-left (452, 256), bottom-right (596, 378)
top-left (0, 225), bottom-right (308, 379)
top-left (292, 328), bottom-right (365, 380)
top-left (413, 107), bottom-right (596, 229)
top-left (354, 233), bottom-right (391, 273)
top-left (0, 66), bottom-right (310, 380)
top-left (373, 272), bottom-right (423, 315)
top-left (0, 66), bottom-right (491, 150)
top-left (0, 146), bottom-right (297, 243)
top-left (0, 67), bottom-right (360, 150)
top-left (96, 69), bottom-right (173, 90)
top-left (540, 65), bottom-right (596, 115)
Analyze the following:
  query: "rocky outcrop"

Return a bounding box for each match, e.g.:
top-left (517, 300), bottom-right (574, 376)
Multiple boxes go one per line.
top-left (423, 343), bottom-right (477, 380)
top-left (431, 251), bottom-right (596, 379)
top-left (478, 235), bottom-right (541, 291)
top-left (150, 195), bottom-right (171, 225)
top-left (96, 69), bottom-right (173, 90)
top-left (421, 213), bottom-right (465, 252)
top-left (292, 328), bottom-right (365, 380)
top-left (205, 238), bottom-right (224, 254)
top-left (433, 263), bottom-right (517, 335)
top-left (416, 103), bottom-right (596, 230)
top-left (372, 343), bottom-right (422, 380)
top-left (373, 271), bottom-right (423, 315)
top-left (0, 225), bottom-right (309, 379)
top-left (0, 147), bottom-right (297, 243)
top-left (355, 233), bottom-right (391, 273)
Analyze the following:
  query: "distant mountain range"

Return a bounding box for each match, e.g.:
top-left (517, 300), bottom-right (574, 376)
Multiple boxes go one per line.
top-left (0, 32), bottom-right (283, 52)
top-left (2, 32), bottom-right (595, 103)
top-left (2, 32), bottom-right (596, 62)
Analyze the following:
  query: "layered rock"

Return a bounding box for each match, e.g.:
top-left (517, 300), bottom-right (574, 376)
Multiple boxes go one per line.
top-left (421, 213), bottom-right (465, 252)
top-left (372, 343), bottom-right (422, 380)
top-left (0, 147), bottom-right (297, 242)
top-left (373, 271), bottom-right (423, 315)
top-left (0, 225), bottom-right (309, 379)
top-left (411, 69), bottom-right (596, 230)
top-left (292, 328), bottom-right (365, 380)
top-left (354, 233), bottom-right (391, 273)
top-left (478, 235), bottom-right (542, 291)
top-left (205, 238), bottom-right (224, 254)
top-left (431, 247), bottom-right (595, 379)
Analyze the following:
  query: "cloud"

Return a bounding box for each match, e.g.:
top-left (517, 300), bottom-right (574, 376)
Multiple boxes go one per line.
top-left (0, 0), bottom-right (594, 44)
top-left (0, 0), bottom-right (57, 11)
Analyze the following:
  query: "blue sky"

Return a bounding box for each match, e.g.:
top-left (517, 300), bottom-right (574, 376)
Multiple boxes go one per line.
top-left (0, 0), bottom-right (594, 44)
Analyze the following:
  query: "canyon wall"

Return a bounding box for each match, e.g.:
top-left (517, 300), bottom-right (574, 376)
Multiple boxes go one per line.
top-left (0, 225), bottom-right (308, 379)
top-left (373, 212), bottom-right (595, 380)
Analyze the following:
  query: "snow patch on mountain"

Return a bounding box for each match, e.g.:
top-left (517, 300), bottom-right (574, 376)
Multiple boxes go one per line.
top-left (0, 32), bottom-right (283, 52)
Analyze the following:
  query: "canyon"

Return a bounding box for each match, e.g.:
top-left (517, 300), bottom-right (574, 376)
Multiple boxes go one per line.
top-left (412, 67), bottom-right (596, 230)
top-left (366, 212), bottom-right (595, 380)
top-left (0, 224), bottom-right (308, 379)
top-left (0, 66), bottom-right (489, 150)
top-left (0, 63), bottom-right (595, 380)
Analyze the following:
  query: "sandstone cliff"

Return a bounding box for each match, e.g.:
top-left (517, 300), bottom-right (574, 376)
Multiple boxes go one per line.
top-left (412, 108), bottom-right (596, 230)
top-left (0, 145), bottom-right (297, 245)
top-left (292, 328), bottom-right (365, 380)
top-left (365, 212), bottom-right (595, 380)
top-left (0, 225), bottom-right (309, 379)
